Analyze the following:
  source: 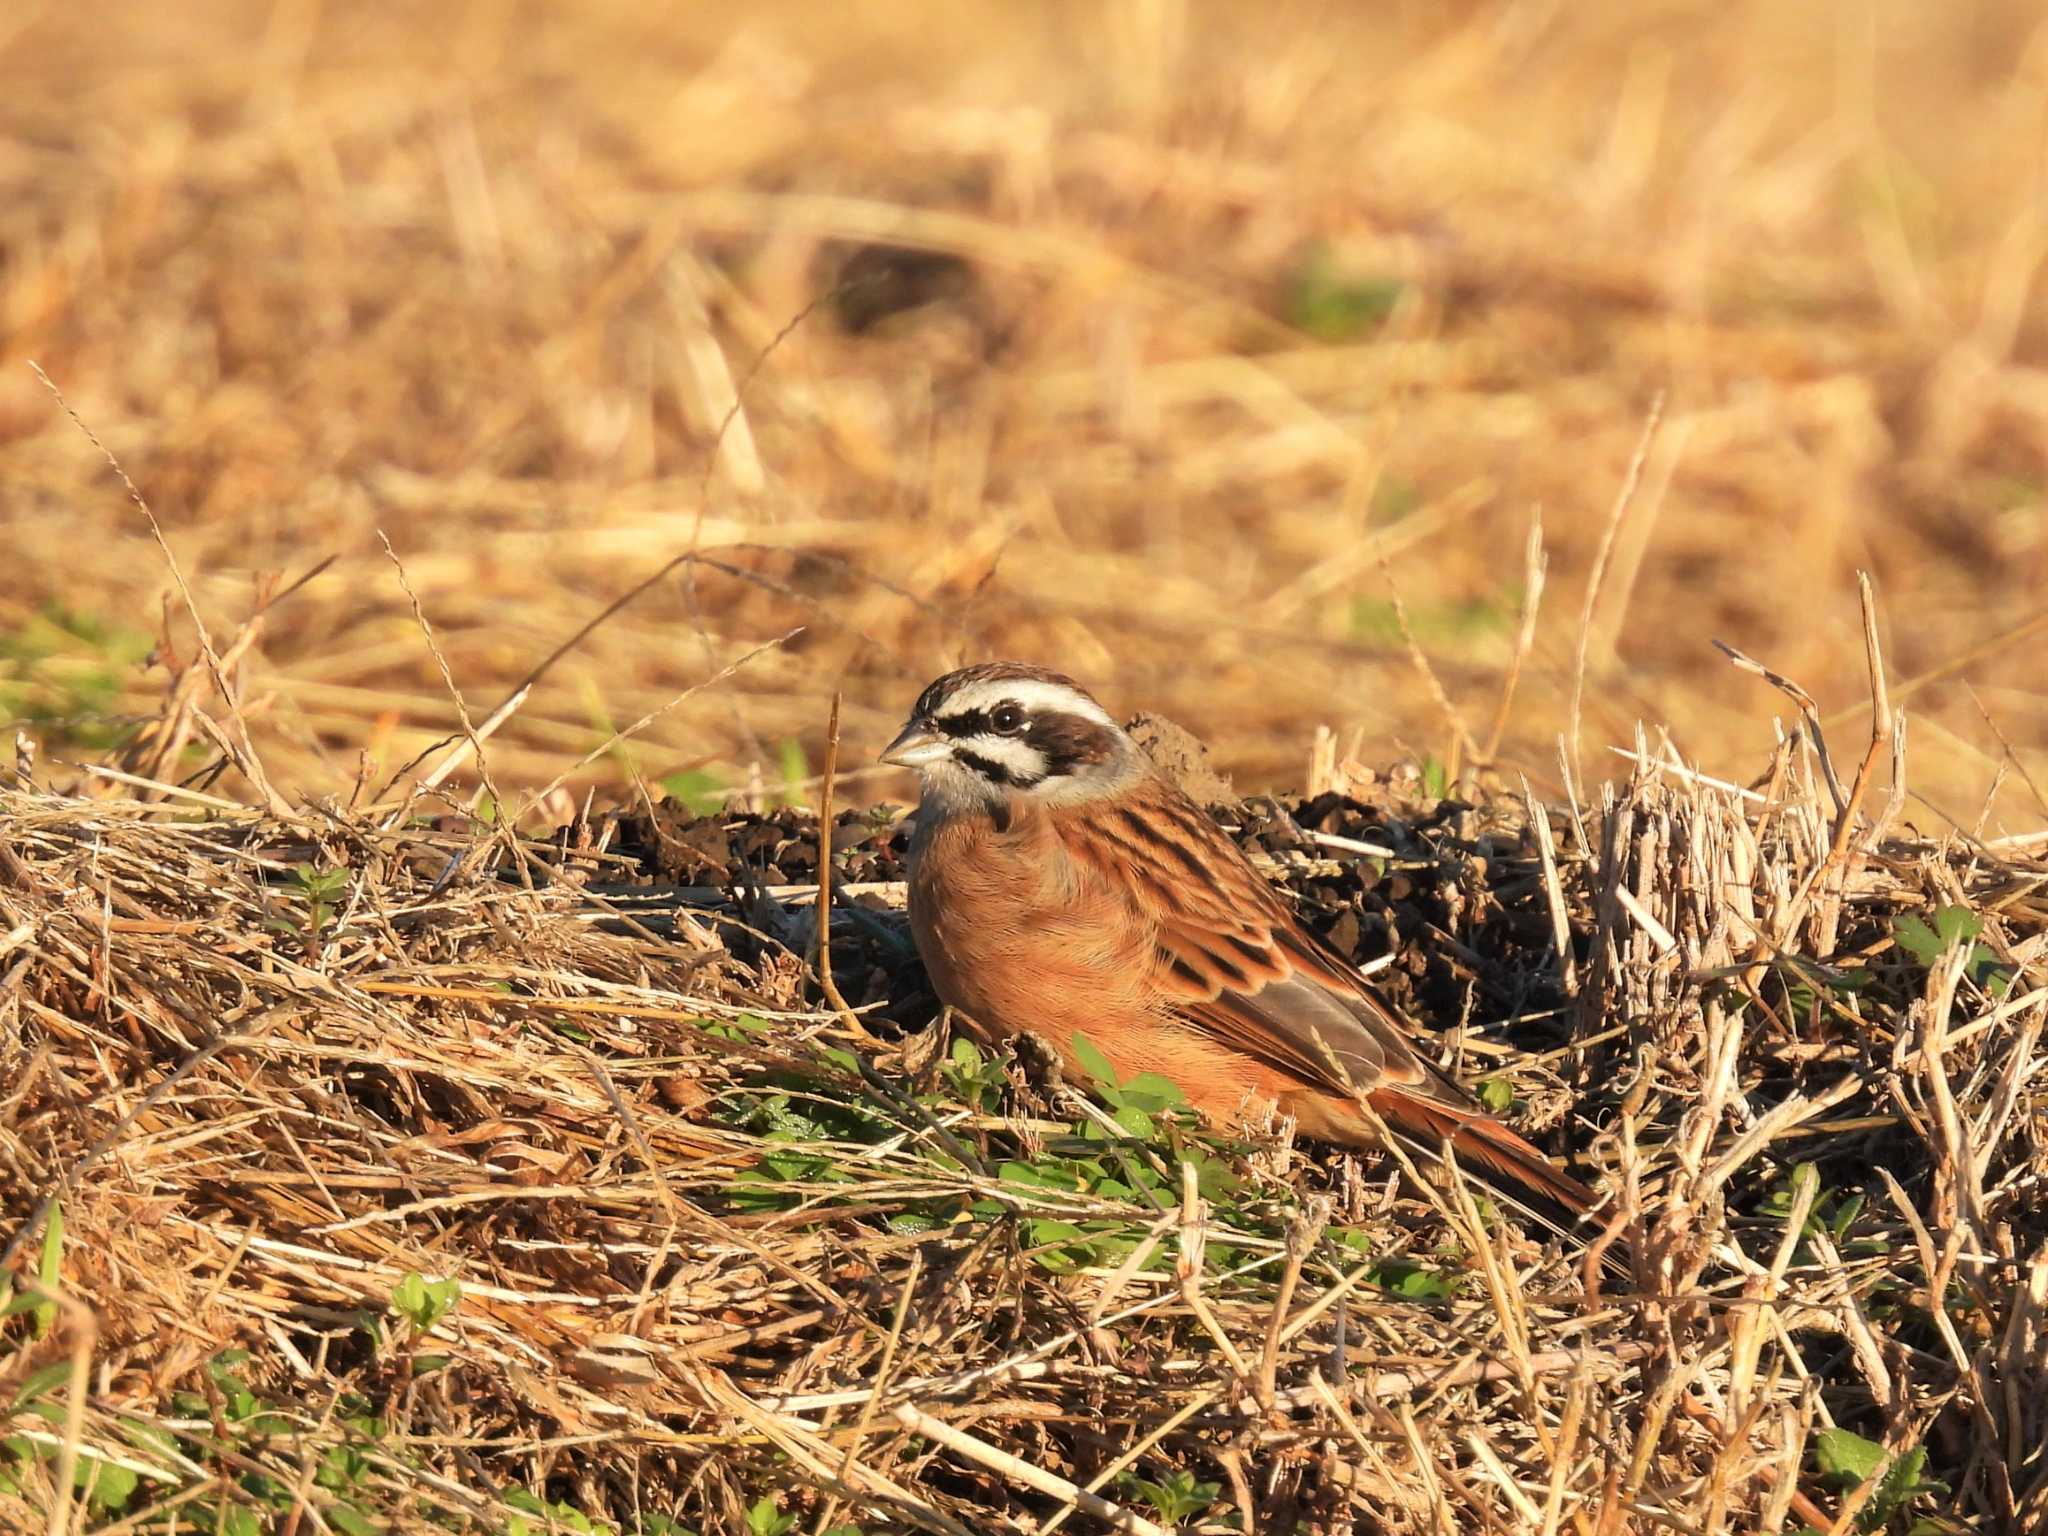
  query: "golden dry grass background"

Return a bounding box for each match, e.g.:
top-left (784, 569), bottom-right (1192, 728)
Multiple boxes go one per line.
top-left (4, 0), bottom-right (2048, 816)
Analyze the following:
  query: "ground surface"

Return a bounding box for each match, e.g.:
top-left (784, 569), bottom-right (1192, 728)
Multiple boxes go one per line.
top-left (2, 716), bottom-right (2046, 1533)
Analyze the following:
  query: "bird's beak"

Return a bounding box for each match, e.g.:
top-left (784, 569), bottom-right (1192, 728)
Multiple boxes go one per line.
top-left (879, 720), bottom-right (950, 768)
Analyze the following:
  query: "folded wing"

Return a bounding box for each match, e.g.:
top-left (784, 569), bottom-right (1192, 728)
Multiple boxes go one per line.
top-left (1061, 781), bottom-right (1594, 1212)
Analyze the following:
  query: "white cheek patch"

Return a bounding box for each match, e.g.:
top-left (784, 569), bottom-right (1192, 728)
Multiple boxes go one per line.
top-left (942, 678), bottom-right (1114, 727)
top-left (953, 734), bottom-right (1050, 782)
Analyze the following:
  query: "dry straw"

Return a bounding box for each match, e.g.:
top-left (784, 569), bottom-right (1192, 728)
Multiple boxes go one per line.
top-left (2, 545), bottom-right (2045, 1534)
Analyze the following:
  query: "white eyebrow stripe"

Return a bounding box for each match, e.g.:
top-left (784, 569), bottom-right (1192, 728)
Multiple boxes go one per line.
top-left (938, 678), bottom-right (1114, 727)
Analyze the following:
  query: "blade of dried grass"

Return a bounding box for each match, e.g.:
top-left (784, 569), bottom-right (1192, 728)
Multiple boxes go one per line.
top-left (1568, 392), bottom-right (1664, 787)
top-left (1175, 1160), bottom-right (1255, 1382)
top-left (28, 362), bottom-right (293, 821)
top-left (1590, 414), bottom-right (1689, 670)
top-left (1255, 1194), bottom-right (1328, 1409)
top-left (812, 1248), bottom-right (921, 1536)
top-left (688, 1367), bottom-right (975, 1536)
top-left (19, 1280), bottom-right (97, 1536)
top-left (889, 1402), bottom-right (1168, 1536)
top-left (1538, 1367), bottom-right (1588, 1536)
top-left (510, 625), bottom-right (805, 822)
top-left (1466, 1428), bottom-right (1547, 1526)
top-left (1031, 1388), bottom-right (1217, 1536)
top-left (1482, 510), bottom-right (1549, 764)
top-left (1964, 680), bottom-right (2048, 822)
top-left (1394, 1402), bottom-right (1458, 1536)
top-left (1374, 544), bottom-right (1479, 777)
top-left (1713, 638), bottom-right (1849, 817)
top-left (1826, 598), bottom-right (2048, 726)
top-left (0, 1008), bottom-right (288, 1273)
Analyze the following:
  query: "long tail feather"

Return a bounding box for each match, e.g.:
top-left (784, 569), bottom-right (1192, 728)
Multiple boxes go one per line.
top-left (1371, 1089), bottom-right (1596, 1216)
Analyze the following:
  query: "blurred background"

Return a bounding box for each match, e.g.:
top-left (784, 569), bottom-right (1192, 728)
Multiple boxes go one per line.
top-left (2, 0), bottom-right (2046, 827)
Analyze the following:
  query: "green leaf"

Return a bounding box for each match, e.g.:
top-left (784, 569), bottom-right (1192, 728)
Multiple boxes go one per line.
top-left (1934, 906), bottom-right (1983, 947)
top-left (1181, 1153), bottom-right (1242, 1203)
top-left (1896, 907), bottom-right (1985, 967)
top-left (390, 1272), bottom-right (461, 1332)
top-left (30, 1203), bottom-right (61, 1339)
top-left (39, 1204), bottom-right (61, 1285)
top-left (1111, 1103), bottom-right (1156, 1140)
top-left (508, 1492), bottom-right (599, 1536)
top-left (1868, 1446), bottom-right (1946, 1529)
top-left (12, 1362), bottom-right (75, 1409)
top-left (296, 866), bottom-right (349, 901)
top-left (318, 1444), bottom-right (371, 1492)
top-left (1892, 914), bottom-right (1942, 967)
top-left (1476, 1077), bottom-right (1515, 1114)
top-left (1029, 1220), bottom-right (1087, 1246)
top-left (118, 1418), bottom-right (181, 1460)
top-left (1366, 1260), bottom-right (1460, 1301)
top-left (1814, 1427), bottom-right (1886, 1484)
top-left (661, 770), bottom-right (727, 816)
top-left (1070, 1031), bottom-right (1118, 1090)
top-left (1120, 1467), bottom-right (1220, 1524)
top-left (325, 1501), bottom-right (380, 1536)
top-left (1286, 245), bottom-right (1405, 342)
top-left (1827, 1193), bottom-right (1865, 1242)
top-left (391, 1272), bottom-right (426, 1324)
top-left (77, 1455), bottom-right (139, 1514)
top-left (1119, 1072), bottom-right (1188, 1112)
top-left (776, 738), bottom-right (810, 807)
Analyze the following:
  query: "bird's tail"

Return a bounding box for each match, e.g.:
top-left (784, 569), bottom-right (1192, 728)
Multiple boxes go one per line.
top-left (1371, 1088), bottom-right (1596, 1219)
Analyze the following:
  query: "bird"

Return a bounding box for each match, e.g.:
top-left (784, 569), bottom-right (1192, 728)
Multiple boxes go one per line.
top-left (879, 661), bottom-right (1595, 1216)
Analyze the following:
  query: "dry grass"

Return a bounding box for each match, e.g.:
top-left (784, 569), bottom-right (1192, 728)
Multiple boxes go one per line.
top-left (2, 1), bottom-right (2048, 820)
top-left (5, 3), bottom-right (2048, 1533)
top-left (1, 618), bottom-right (2045, 1534)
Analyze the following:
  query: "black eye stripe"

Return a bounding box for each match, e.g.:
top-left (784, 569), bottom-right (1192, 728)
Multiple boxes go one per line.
top-left (939, 706), bottom-right (1026, 737)
top-left (954, 749), bottom-right (1043, 788)
top-left (938, 708), bottom-right (993, 737)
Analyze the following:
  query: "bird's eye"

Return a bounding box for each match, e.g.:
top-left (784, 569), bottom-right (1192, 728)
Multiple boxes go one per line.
top-left (990, 704), bottom-right (1025, 735)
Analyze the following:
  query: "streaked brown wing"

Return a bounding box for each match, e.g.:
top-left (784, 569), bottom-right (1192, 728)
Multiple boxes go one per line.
top-left (1058, 780), bottom-right (1467, 1110)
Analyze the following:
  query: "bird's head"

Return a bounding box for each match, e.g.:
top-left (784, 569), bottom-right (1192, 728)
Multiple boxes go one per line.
top-left (881, 663), bottom-right (1143, 810)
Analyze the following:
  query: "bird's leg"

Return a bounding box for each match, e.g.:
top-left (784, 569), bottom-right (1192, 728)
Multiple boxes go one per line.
top-left (943, 1003), bottom-right (997, 1051)
top-left (1010, 1027), bottom-right (1067, 1094)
